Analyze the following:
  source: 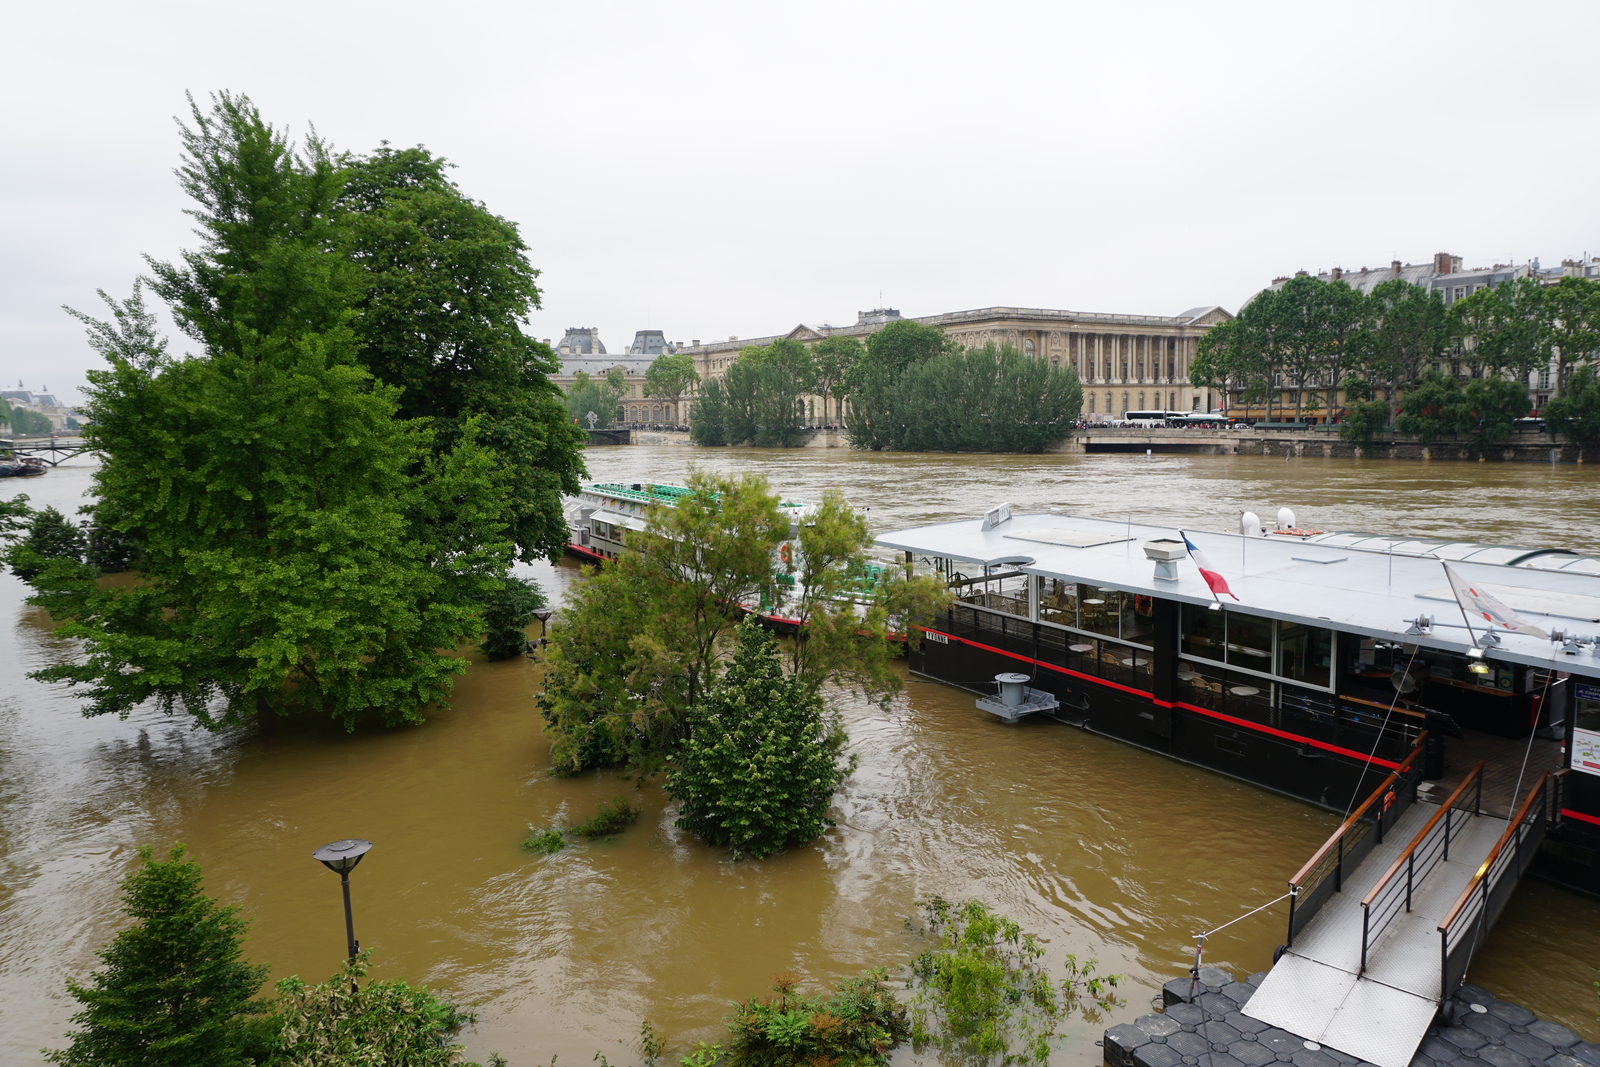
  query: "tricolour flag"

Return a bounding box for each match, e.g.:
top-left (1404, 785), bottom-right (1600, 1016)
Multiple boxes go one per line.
top-left (1180, 531), bottom-right (1239, 601)
top-left (1442, 563), bottom-right (1549, 639)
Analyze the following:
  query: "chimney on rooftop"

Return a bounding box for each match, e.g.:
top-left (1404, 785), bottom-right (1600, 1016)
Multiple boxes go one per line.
top-left (1391, 259), bottom-right (1403, 276)
top-left (1434, 252), bottom-right (1458, 275)
top-left (1294, 270), bottom-right (1309, 278)
top-left (1330, 267), bottom-right (1343, 280)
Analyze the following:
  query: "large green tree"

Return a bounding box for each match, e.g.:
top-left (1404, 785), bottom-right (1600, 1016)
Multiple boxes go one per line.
top-left (563, 368), bottom-right (626, 426)
top-left (39, 93), bottom-right (554, 727)
top-left (643, 351), bottom-right (700, 418)
top-left (715, 340), bottom-right (812, 447)
top-left (1450, 277), bottom-right (1548, 382)
top-left (810, 335), bottom-right (861, 425)
top-left (1351, 280), bottom-right (1448, 396)
top-left (1541, 277), bottom-right (1600, 394)
top-left (339, 145), bottom-right (584, 563)
top-left (46, 845), bottom-right (271, 1067)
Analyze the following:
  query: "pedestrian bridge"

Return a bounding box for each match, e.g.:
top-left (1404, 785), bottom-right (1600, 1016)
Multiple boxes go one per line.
top-left (1242, 740), bottom-right (1558, 1067)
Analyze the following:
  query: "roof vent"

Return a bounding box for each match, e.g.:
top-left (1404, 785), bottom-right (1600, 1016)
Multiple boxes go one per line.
top-left (982, 503), bottom-right (1013, 530)
top-left (976, 673), bottom-right (1060, 724)
top-left (1276, 507), bottom-right (1296, 531)
top-left (1241, 511), bottom-right (1262, 538)
top-left (1143, 538), bottom-right (1186, 581)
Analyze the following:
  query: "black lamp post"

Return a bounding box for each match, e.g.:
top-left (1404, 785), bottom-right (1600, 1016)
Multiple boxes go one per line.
top-left (312, 838), bottom-right (372, 962)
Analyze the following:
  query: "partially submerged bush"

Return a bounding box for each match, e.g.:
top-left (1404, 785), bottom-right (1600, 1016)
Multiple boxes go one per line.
top-left (569, 796), bottom-right (641, 838)
top-left (521, 827), bottom-right (565, 854)
top-left (722, 970), bottom-right (908, 1067)
top-left (907, 897), bottom-right (1122, 1066)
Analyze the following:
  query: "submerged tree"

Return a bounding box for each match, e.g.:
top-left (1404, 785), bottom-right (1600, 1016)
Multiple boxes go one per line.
top-left (667, 616), bottom-right (852, 858)
top-left (46, 845), bottom-right (271, 1067)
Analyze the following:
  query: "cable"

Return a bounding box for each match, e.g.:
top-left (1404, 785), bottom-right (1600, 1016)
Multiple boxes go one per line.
top-left (1341, 644), bottom-right (1422, 822)
top-left (1506, 654), bottom-right (1557, 820)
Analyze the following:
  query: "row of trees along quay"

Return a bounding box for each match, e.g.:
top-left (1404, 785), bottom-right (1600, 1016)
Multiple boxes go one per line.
top-left (563, 352), bottom-right (702, 427)
top-left (13, 91), bottom-right (586, 730)
top-left (1190, 273), bottom-right (1600, 451)
top-left (687, 319), bottom-right (1084, 453)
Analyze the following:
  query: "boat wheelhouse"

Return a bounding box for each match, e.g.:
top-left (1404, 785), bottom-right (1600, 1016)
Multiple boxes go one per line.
top-left (874, 507), bottom-right (1600, 895)
top-left (566, 481), bottom-right (817, 564)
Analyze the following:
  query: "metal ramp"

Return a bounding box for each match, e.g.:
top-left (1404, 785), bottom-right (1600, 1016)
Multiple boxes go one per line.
top-left (1242, 744), bottom-right (1556, 1067)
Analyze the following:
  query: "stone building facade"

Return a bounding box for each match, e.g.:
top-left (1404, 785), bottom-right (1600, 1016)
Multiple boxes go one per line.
top-left (546, 329), bottom-right (693, 425)
top-left (679, 304), bottom-right (1233, 424)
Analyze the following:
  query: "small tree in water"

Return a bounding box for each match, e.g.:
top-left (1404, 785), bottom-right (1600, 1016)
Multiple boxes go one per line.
top-left (46, 845), bottom-right (272, 1067)
top-left (667, 616), bottom-right (851, 859)
top-left (8, 505), bottom-right (87, 582)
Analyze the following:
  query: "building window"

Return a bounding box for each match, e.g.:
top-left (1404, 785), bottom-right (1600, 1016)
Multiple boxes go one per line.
top-left (1180, 605), bottom-right (1333, 690)
top-left (1193, 396), bottom-right (1201, 411)
top-left (1088, 395), bottom-right (1095, 413)
top-left (1454, 286), bottom-right (1466, 301)
top-left (1539, 369), bottom-right (1551, 390)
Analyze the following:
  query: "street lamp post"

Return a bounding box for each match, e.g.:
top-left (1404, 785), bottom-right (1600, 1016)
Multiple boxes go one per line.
top-left (312, 839), bottom-right (372, 963)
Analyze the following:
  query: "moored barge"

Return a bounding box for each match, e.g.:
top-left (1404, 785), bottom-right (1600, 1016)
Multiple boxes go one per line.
top-left (874, 507), bottom-right (1600, 895)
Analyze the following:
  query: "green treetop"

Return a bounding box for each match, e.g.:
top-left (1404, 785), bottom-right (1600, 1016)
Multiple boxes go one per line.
top-left (46, 845), bottom-right (271, 1067)
top-left (643, 351), bottom-right (700, 412)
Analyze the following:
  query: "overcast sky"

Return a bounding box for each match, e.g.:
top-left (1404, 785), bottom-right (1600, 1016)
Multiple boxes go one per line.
top-left (4, 0), bottom-right (1597, 402)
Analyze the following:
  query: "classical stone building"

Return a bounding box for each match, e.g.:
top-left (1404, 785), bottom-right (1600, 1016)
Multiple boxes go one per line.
top-left (547, 329), bottom-right (692, 424)
top-left (679, 304), bottom-right (1233, 424)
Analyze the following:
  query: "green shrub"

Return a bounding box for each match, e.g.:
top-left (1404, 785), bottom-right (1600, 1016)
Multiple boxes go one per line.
top-left (569, 796), bottom-right (641, 838)
top-left (269, 953), bottom-right (503, 1066)
top-left (1546, 366), bottom-right (1600, 448)
top-left (479, 575), bottom-right (546, 661)
top-left (522, 827), bottom-right (565, 854)
top-left (907, 897), bottom-right (1122, 1066)
top-left (721, 971), bottom-right (908, 1067)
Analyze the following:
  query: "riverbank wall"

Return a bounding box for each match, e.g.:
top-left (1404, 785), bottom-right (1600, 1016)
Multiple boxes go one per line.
top-left (630, 429), bottom-right (851, 448)
top-left (1104, 966), bottom-right (1598, 1067)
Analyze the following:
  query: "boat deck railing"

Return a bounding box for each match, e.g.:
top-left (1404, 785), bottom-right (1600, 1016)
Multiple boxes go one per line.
top-left (1286, 735), bottom-right (1427, 946)
top-left (1360, 761), bottom-right (1484, 972)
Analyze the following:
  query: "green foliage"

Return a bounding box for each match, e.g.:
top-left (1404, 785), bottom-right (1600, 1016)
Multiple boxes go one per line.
top-left (667, 617), bottom-right (851, 858)
top-left (810, 335), bottom-right (862, 424)
top-left (1394, 372), bottom-right (1529, 448)
top-left (42, 93), bottom-right (569, 729)
top-left (339, 143), bottom-right (585, 566)
top-left (786, 490), bottom-right (952, 699)
top-left (1337, 399), bottom-right (1392, 455)
top-left (10, 406), bottom-right (55, 434)
top-left (688, 378), bottom-right (729, 446)
top-left (644, 352), bottom-right (699, 409)
top-left (45, 845), bottom-right (271, 1067)
top-left (566, 369), bottom-right (626, 426)
top-left (720, 970), bottom-right (909, 1067)
top-left (1355, 280), bottom-right (1449, 390)
top-left (84, 513), bottom-right (139, 573)
top-left (269, 953), bottom-right (501, 1067)
top-left (1395, 371), bottom-right (1470, 444)
top-left (1450, 277), bottom-right (1548, 380)
top-left (569, 795), bottom-right (642, 838)
top-left (7, 505), bottom-right (85, 582)
top-left (848, 343), bottom-right (1081, 452)
top-left (479, 575), bottom-right (546, 661)
top-left (522, 827), bottom-right (566, 854)
top-left (1545, 366), bottom-right (1600, 447)
top-left (713, 340), bottom-right (813, 447)
top-left (677, 1044), bottom-right (724, 1067)
top-left (906, 897), bottom-right (1122, 1066)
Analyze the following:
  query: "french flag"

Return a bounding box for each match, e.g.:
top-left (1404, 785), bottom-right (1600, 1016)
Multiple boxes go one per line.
top-left (1181, 531), bottom-right (1239, 601)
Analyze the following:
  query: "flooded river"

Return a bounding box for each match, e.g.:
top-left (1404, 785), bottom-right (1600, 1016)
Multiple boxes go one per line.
top-left (1, 448), bottom-right (1597, 1065)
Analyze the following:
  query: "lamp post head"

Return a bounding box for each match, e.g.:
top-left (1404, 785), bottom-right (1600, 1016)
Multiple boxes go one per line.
top-left (313, 839), bottom-right (372, 874)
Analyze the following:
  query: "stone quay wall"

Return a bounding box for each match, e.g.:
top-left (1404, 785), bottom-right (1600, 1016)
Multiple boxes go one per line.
top-left (1104, 966), bottom-right (1599, 1067)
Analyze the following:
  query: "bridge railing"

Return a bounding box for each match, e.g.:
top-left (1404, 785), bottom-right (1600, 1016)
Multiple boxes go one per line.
top-left (1437, 771), bottom-right (1552, 1001)
top-left (1359, 761), bottom-right (1484, 973)
top-left (1286, 735), bottom-right (1427, 947)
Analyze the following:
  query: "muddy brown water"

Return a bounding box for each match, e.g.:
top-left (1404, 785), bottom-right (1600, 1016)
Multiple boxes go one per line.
top-left (2, 450), bottom-right (1597, 1066)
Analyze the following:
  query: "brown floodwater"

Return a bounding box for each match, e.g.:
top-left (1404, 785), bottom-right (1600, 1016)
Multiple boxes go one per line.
top-left (1, 448), bottom-right (1597, 1066)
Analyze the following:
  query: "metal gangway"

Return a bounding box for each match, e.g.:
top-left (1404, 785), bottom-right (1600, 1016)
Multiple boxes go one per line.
top-left (1243, 736), bottom-right (1559, 1067)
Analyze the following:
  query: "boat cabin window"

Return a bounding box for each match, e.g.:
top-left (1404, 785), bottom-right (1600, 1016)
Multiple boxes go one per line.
top-left (1039, 580), bottom-right (1154, 645)
top-left (954, 570), bottom-right (1029, 617)
top-left (1180, 605), bottom-right (1333, 690)
top-left (592, 520), bottom-right (617, 540)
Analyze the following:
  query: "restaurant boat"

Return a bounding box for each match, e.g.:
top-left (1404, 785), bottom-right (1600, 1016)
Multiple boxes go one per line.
top-left (873, 504), bottom-right (1600, 895)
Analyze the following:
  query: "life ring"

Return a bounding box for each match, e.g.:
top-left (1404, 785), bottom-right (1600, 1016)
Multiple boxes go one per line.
top-left (780, 542), bottom-right (792, 565)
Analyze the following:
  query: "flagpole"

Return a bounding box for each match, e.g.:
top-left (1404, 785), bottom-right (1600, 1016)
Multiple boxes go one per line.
top-left (1181, 529), bottom-right (1225, 608)
top-left (1443, 562), bottom-right (1480, 647)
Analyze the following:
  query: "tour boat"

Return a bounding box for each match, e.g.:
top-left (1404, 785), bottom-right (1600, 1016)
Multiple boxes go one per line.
top-left (874, 504), bottom-right (1600, 896)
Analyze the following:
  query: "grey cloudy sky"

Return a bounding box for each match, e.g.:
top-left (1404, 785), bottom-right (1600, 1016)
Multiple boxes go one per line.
top-left (4, 0), bottom-right (1596, 402)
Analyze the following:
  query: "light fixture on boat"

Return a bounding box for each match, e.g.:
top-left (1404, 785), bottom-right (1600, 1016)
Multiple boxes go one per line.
top-left (1476, 629), bottom-right (1502, 648)
top-left (1465, 645), bottom-right (1486, 660)
top-left (1468, 661), bottom-right (1492, 675)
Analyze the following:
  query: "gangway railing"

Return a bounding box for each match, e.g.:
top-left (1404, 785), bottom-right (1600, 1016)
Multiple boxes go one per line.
top-left (1359, 761), bottom-right (1484, 972)
top-left (1437, 771), bottom-right (1553, 1000)
top-left (1286, 734), bottom-right (1427, 947)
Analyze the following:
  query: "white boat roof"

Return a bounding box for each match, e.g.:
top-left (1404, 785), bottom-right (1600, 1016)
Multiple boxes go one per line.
top-left (874, 511), bottom-right (1600, 681)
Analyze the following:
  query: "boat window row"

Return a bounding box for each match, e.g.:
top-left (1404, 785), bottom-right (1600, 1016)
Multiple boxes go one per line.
top-left (1179, 605), bottom-right (1334, 691)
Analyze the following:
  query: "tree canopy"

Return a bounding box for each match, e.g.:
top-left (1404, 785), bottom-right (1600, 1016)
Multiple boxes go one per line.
top-left (37, 92), bottom-right (581, 728)
top-left (847, 343), bottom-right (1081, 452)
top-left (643, 351), bottom-right (700, 411)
